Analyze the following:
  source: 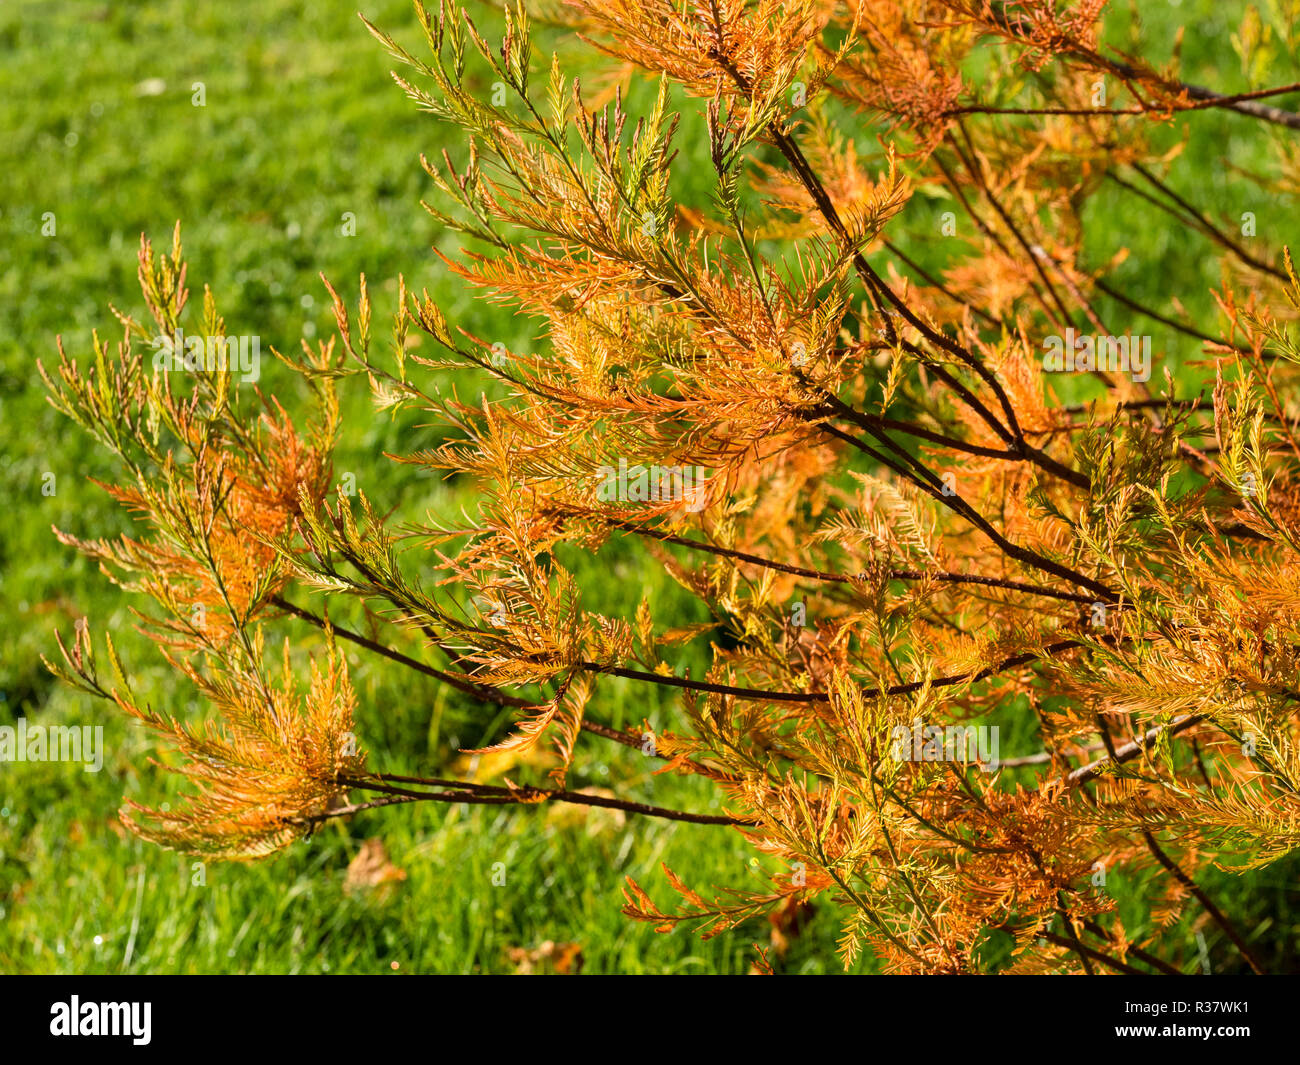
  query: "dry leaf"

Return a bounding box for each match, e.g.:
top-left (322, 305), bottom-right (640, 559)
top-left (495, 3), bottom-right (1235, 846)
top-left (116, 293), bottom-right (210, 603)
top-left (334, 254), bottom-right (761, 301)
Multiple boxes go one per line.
top-left (344, 838), bottom-right (407, 901)
top-left (505, 940), bottom-right (584, 975)
top-left (545, 786), bottom-right (627, 836)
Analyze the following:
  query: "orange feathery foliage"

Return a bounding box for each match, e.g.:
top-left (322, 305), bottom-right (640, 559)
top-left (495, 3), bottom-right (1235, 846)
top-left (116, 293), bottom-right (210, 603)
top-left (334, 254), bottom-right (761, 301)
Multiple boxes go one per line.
top-left (43, 0), bottom-right (1300, 973)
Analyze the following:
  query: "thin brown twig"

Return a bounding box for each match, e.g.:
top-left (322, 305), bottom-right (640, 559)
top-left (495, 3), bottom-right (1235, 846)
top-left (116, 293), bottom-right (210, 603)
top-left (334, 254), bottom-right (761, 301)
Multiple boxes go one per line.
top-left (335, 773), bottom-right (754, 827)
top-left (1140, 829), bottom-right (1266, 975)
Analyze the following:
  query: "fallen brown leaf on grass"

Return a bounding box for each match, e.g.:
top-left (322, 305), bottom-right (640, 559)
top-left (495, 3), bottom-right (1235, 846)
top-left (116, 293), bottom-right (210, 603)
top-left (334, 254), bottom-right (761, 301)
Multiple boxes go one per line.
top-left (344, 838), bottom-right (407, 902)
top-left (768, 896), bottom-right (815, 960)
top-left (505, 940), bottom-right (584, 975)
top-left (544, 786), bottom-right (627, 836)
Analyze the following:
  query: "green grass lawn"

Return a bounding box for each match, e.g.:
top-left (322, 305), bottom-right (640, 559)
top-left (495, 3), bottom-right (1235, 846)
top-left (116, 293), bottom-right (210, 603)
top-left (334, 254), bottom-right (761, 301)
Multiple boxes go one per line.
top-left (2, 0), bottom-right (1298, 974)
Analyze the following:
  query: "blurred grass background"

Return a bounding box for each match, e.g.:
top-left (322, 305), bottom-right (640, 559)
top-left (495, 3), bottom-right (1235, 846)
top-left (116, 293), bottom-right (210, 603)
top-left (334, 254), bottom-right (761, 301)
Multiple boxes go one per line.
top-left (1, 0), bottom-right (1298, 974)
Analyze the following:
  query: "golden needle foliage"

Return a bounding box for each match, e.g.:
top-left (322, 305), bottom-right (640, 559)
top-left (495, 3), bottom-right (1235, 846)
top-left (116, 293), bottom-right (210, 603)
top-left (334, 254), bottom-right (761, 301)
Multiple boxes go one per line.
top-left (43, 0), bottom-right (1300, 972)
